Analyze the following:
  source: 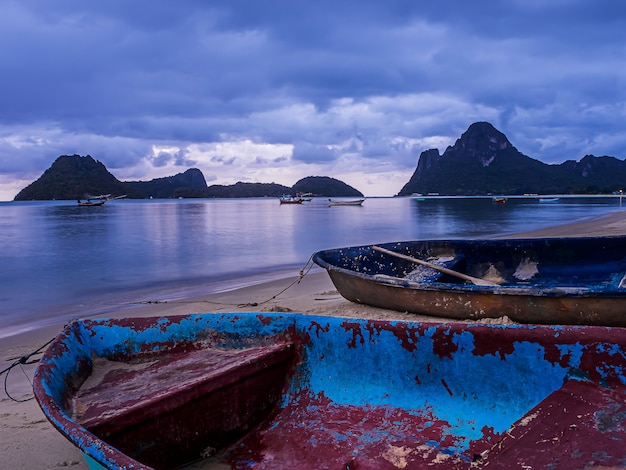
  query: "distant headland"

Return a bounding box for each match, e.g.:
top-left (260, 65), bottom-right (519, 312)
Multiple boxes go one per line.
top-left (13, 121), bottom-right (626, 200)
top-left (13, 157), bottom-right (363, 200)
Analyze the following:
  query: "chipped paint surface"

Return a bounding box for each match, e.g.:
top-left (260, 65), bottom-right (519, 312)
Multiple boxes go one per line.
top-left (34, 313), bottom-right (626, 469)
top-left (313, 236), bottom-right (626, 326)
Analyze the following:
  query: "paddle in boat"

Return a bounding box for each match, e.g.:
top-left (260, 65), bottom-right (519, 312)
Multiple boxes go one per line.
top-left (313, 236), bottom-right (626, 326)
top-left (328, 198), bottom-right (365, 206)
top-left (34, 312), bottom-right (626, 469)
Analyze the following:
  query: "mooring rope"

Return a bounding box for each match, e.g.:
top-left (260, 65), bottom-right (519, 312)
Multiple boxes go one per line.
top-left (2, 255), bottom-right (320, 401)
top-left (128, 254), bottom-right (318, 309)
top-left (238, 253), bottom-right (317, 308)
top-left (1, 336), bottom-right (54, 402)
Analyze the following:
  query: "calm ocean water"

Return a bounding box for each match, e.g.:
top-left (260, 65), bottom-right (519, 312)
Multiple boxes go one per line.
top-left (1, 196), bottom-right (623, 339)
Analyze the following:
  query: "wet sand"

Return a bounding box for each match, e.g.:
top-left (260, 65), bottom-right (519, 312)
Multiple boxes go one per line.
top-left (2, 209), bottom-right (626, 469)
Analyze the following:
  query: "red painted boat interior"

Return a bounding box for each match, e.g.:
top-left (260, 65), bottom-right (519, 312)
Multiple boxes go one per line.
top-left (75, 339), bottom-right (296, 469)
top-left (33, 314), bottom-right (626, 469)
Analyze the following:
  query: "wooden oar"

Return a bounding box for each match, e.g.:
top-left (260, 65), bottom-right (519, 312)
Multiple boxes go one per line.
top-left (372, 246), bottom-right (500, 287)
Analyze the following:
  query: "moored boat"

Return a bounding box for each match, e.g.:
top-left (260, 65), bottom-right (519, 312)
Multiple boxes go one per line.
top-left (491, 196), bottom-right (507, 204)
top-left (312, 236), bottom-right (626, 326)
top-left (34, 312), bottom-right (626, 469)
top-left (538, 197), bottom-right (560, 203)
top-left (77, 199), bottom-right (106, 206)
top-left (328, 198), bottom-right (365, 206)
top-left (77, 194), bottom-right (125, 206)
top-left (279, 194), bottom-right (303, 204)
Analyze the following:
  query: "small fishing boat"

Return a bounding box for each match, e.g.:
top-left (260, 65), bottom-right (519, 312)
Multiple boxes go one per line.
top-left (77, 199), bottom-right (106, 206)
top-left (34, 313), bottom-right (626, 469)
top-left (313, 236), bottom-right (626, 326)
top-left (279, 194), bottom-right (303, 204)
top-left (491, 196), bottom-right (507, 204)
top-left (77, 194), bottom-right (125, 206)
top-left (328, 198), bottom-right (365, 206)
top-left (538, 197), bottom-right (560, 203)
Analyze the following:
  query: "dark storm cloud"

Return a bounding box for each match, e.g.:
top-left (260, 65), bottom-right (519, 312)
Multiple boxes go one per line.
top-left (1, 0), bottom-right (626, 198)
top-left (292, 142), bottom-right (336, 163)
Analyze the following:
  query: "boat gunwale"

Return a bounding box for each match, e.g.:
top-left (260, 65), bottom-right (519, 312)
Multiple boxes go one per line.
top-left (311, 236), bottom-right (626, 298)
top-left (33, 322), bottom-right (148, 470)
top-left (33, 313), bottom-right (626, 469)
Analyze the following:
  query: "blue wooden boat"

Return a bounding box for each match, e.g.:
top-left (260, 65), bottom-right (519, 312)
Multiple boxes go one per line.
top-left (34, 313), bottom-right (626, 469)
top-left (313, 236), bottom-right (626, 326)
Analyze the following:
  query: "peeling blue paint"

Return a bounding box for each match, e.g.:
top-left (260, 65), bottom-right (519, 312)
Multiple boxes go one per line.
top-left (33, 313), bottom-right (626, 469)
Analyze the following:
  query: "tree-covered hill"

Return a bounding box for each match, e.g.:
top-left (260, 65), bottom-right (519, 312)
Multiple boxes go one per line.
top-left (13, 155), bottom-right (365, 200)
top-left (14, 155), bottom-right (141, 200)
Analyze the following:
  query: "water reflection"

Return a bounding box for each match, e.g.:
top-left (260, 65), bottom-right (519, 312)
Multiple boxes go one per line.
top-left (0, 197), bottom-right (623, 338)
top-left (409, 197), bottom-right (622, 238)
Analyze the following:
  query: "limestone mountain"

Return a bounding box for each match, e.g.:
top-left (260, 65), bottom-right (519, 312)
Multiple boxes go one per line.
top-left (14, 155), bottom-right (139, 200)
top-left (399, 122), bottom-right (626, 195)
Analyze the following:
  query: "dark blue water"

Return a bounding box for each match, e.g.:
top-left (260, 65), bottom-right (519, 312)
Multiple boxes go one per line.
top-left (1, 196), bottom-right (623, 338)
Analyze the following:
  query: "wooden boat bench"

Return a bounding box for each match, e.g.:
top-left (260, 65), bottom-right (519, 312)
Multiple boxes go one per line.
top-left (73, 341), bottom-right (295, 468)
top-left (479, 379), bottom-right (626, 468)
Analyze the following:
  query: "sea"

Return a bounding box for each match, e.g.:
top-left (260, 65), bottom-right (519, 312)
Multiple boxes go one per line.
top-left (1, 195), bottom-right (623, 340)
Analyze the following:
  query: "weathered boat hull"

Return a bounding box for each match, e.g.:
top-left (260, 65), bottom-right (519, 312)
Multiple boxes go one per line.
top-left (313, 236), bottom-right (626, 326)
top-left (323, 268), bottom-right (626, 325)
top-left (34, 313), bottom-right (626, 469)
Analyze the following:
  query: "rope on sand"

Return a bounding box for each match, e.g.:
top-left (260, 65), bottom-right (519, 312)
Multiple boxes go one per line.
top-left (1, 255), bottom-right (321, 401)
top-left (238, 253), bottom-right (317, 308)
top-left (1, 336), bottom-right (54, 402)
top-left (128, 254), bottom-right (318, 309)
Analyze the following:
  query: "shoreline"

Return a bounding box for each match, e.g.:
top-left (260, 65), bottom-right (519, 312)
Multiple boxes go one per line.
top-left (3, 209), bottom-right (626, 469)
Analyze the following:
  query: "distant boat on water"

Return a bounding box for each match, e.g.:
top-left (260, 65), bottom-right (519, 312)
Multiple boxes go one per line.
top-left (77, 198), bottom-right (106, 206)
top-left (77, 194), bottom-right (126, 206)
top-left (492, 196), bottom-right (507, 204)
top-left (328, 198), bottom-right (365, 206)
top-left (539, 197), bottom-right (560, 203)
top-left (279, 195), bottom-right (303, 204)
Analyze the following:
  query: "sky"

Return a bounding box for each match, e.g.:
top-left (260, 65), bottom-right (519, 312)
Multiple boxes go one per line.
top-left (2, 0), bottom-right (626, 201)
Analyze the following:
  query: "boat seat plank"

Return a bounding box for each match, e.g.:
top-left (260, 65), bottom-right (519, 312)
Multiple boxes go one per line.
top-left (481, 379), bottom-right (626, 468)
top-left (73, 342), bottom-right (294, 434)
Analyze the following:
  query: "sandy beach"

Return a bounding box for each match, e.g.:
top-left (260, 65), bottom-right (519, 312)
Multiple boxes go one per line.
top-left (2, 209), bottom-right (626, 469)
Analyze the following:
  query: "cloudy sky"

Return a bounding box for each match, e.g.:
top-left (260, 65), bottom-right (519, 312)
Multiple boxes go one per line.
top-left (2, 0), bottom-right (626, 200)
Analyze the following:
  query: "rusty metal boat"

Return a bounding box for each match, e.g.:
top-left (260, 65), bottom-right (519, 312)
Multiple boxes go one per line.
top-left (34, 312), bottom-right (626, 469)
top-left (313, 236), bottom-right (626, 326)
